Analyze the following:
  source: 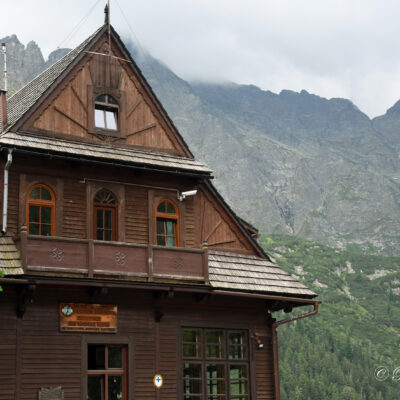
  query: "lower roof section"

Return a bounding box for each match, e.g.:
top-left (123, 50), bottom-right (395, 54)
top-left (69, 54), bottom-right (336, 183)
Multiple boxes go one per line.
top-left (0, 131), bottom-right (212, 176)
top-left (0, 236), bottom-right (24, 275)
top-left (208, 250), bottom-right (316, 297)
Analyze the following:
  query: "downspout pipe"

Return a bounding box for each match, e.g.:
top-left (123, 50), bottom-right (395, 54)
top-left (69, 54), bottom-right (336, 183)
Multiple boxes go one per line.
top-left (272, 301), bottom-right (320, 400)
top-left (2, 149), bottom-right (13, 234)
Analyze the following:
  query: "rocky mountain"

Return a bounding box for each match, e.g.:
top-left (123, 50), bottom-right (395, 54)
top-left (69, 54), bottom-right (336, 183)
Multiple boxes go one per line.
top-left (130, 40), bottom-right (400, 256)
top-left (1, 35), bottom-right (399, 255)
top-left (0, 35), bottom-right (69, 96)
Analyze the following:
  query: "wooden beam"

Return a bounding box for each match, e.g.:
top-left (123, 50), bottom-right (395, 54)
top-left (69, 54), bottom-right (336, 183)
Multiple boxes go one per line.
top-left (71, 85), bottom-right (88, 114)
top-left (204, 219), bottom-right (222, 242)
top-left (54, 106), bottom-right (87, 131)
top-left (207, 239), bottom-right (236, 247)
top-left (127, 100), bottom-right (142, 119)
top-left (126, 123), bottom-right (156, 138)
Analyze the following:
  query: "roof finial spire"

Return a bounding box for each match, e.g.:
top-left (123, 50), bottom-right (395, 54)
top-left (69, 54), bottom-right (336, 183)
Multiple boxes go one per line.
top-left (104, 2), bottom-right (109, 25)
top-left (104, 1), bottom-right (111, 54)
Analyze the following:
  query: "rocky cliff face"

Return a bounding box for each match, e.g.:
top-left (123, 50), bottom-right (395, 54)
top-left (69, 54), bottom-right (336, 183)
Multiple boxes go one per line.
top-left (2, 35), bottom-right (399, 255)
top-left (0, 35), bottom-right (69, 95)
top-left (131, 41), bottom-right (400, 255)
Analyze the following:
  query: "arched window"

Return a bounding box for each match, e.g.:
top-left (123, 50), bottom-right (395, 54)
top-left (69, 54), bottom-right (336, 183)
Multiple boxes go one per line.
top-left (156, 199), bottom-right (179, 247)
top-left (94, 94), bottom-right (119, 131)
top-left (94, 189), bottom-right (117, 241)
top-left (27, 184), bottom-right (55, 236)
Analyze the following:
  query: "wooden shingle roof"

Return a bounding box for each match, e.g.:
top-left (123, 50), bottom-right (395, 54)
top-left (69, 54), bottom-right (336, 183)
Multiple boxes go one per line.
top-left (0, 131), bottom-right (212, 175)
top-left (0, 236), bottom-right (23, 275)
top-left (208, 250), bottom-right (316, 297)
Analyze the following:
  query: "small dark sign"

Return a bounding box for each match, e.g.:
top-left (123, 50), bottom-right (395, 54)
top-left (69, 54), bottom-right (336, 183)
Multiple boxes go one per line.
top-left (38, 386), bottom-right (63, 400)
top-left (59, 303), bottom-right (117, 333)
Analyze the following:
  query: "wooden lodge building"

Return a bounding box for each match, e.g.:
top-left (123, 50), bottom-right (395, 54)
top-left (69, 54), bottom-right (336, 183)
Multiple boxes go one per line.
top-left (0, 19), bottom-right (318, 400)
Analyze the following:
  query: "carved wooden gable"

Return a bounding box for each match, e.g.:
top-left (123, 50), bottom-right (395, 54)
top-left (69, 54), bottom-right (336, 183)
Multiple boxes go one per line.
top-left (23, 34), bottom-right (188, 156)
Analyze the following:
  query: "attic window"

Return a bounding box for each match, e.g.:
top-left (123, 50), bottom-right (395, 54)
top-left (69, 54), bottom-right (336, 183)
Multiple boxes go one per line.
top-left (94, 94), bottom-right (119, 131)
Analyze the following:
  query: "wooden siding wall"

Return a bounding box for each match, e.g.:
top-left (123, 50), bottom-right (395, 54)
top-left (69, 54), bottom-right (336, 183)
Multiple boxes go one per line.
top-left (3, 157), bottom-right (258, 255)
top-left (184, 197), bottom-right (196, 248)
top-left (0, 286), bottom-right (275, 400)
top-left (0, 288), bottom-right (17, 400)
top-left (125, 185), bottom-right (148, 244)
top-left (7, 170), bottom-right (20, 237)
top-left (63, 178), bottom-right (86, 238)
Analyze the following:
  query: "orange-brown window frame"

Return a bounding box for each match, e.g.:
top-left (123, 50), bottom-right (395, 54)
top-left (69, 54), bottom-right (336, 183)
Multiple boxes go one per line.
top-left (27, 184), bottom-right (55, 236)
top-left (93, 190), bottom-right (118, 241)
top-left (155, 199), bottom-right (179, 247)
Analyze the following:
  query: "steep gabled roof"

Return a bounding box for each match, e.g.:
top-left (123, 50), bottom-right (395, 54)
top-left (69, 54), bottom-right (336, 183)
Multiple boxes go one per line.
top-left (6, 24), bottom-right (195, 158)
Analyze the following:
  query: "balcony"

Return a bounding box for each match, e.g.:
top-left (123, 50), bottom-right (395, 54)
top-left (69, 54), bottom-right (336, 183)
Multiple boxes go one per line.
top-left (17, 229), bottom-right (209, 284)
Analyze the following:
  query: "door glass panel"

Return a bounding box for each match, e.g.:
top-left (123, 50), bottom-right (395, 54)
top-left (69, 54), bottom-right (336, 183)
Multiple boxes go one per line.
top-left (108, 375), bottom-right (123, 400)
top-left (88, 345), bottom-right (105, 370)
top-left (88, 375), bottom-right (104, 400)
top-left (109, 346), bottom-right (123, 368)
top-left (29, 205), bottom-right (40, 222)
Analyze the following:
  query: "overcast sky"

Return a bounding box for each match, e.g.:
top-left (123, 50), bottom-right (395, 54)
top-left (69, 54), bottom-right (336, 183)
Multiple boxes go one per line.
top-left (2, 0), bottom-right (400, 118)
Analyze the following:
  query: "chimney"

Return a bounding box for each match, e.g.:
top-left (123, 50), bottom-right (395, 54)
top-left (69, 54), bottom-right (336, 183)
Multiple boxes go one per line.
top-left (0, 43), bottom-right (7, 133)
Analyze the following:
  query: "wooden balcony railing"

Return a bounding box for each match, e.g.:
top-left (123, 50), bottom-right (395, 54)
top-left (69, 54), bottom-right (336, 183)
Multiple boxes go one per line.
top-left (17, 228), bottom-right (208, 284)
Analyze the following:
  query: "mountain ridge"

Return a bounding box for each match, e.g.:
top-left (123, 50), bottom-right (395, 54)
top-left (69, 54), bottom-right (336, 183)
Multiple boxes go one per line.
top-left (2, 34), bottom-right (399, 255)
